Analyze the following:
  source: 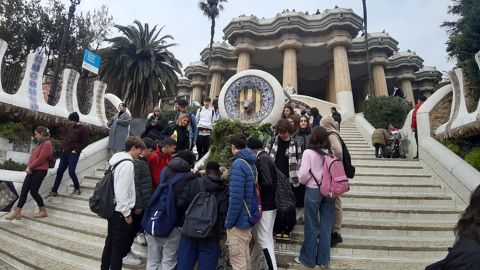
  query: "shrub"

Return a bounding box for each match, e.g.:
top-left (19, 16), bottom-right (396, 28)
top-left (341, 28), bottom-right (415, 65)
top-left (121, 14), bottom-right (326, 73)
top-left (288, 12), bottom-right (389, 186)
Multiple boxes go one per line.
top-left (364, 96), bottom-right (413, 129)
top-left (161, 106), bottom-right (201, 122)
top-left (465, 148), bottom-right (480, 171)
top-left (0, 122), bottom-right (29, 142)
top-left (0, 159), bottom-right (27, 171)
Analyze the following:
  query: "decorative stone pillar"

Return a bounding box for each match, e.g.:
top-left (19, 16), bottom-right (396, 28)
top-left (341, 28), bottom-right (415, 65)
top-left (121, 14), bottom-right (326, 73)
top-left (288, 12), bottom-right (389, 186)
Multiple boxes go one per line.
top-left (191, 76), bottom-right (205, 103)
top-left (370, 57), bottom-right (389, 96)
top-left (327, 66), bottom-right (336, 103)
top-left (234, 43), bottom-right (255, 73)
top-left (209, 66), bottom-right (225, 98)
top-left (328, 37), bottom-right (354, 116)
top-left (398, 73), bottom-right (416, 104)
top-left (279, 39), bottom-right (302, 91)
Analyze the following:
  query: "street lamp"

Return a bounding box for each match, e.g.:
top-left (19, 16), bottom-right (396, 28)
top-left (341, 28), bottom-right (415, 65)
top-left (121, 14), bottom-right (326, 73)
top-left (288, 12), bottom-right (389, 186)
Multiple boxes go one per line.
top-left (47, 0), bottom-right (81, 105)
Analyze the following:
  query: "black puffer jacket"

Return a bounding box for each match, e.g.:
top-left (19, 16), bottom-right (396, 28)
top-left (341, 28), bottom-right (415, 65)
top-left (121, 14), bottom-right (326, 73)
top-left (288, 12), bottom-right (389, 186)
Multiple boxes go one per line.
top-left (161, 157), bottom-right (196, 227)
top-left (177, 175), bottom-right (228, 241)
top-left (256, 151), bottom-right (277, 211)
top-left (142, 116), bottom-right (169, 142)
top-left (133, 156), bottom-right (153, 209)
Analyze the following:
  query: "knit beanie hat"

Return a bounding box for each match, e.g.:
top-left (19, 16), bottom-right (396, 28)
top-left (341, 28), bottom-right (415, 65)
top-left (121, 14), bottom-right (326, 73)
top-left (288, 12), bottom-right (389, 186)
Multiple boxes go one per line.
top-left (68, 112), bottom-right (80, 122)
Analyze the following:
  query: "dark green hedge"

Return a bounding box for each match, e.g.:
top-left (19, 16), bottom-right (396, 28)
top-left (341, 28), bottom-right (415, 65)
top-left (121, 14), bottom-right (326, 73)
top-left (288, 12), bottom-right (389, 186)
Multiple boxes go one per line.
top-left (364, 96), bottom-right (413, 129)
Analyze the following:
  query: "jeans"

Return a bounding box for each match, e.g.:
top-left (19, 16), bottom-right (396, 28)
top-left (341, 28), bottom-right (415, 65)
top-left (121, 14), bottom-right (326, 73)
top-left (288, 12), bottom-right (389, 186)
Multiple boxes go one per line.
top-left (126, 210), bottom-right (143, 253)
top-left (145, 227), bottom-right (182, 270)
top-left (299, 187), bottom-right (335, 267)
top-left (17, 170), bottom-right (47, 208)
top-left (196, 134), bottom-right (210, 160)
top-left (101, 211), bottom-right (133, 270)
top-left (251, 210), bottom-right (277, 270)
top-left (51, 152), bottom-right (80, 192)
top-left (177, 236), bottom-right (219, 270)
top-left (273, 207), bottom-right (296, 235)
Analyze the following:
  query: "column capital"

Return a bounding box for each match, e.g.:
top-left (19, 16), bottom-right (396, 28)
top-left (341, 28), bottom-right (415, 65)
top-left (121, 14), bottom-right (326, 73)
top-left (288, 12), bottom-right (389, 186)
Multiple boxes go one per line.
top-left (233, 43), bottom-right (255, 56)
top-left (210, 65), bottom-right (226, 73)
top-left (278, 39), bottom-right (302, 52)
top-left (327, 36), bottom-right (352, 50)
top-left (369, 56), bottom-right (389, 66)
top-left (191, 80), bottom-right (205, 88)
top-left (397, 73), bottom-right (416, 81)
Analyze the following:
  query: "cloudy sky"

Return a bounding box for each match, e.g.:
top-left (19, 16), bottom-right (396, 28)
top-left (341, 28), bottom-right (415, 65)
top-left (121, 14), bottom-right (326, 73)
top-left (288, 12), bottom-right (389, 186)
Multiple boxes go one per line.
top-left (72, 0), bottom-right (456, 74)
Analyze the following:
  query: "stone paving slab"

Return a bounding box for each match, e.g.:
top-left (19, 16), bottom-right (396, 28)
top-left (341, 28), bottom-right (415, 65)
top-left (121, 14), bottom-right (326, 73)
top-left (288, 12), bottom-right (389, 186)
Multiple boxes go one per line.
top-left (0, 259), bottom-right (16, 270)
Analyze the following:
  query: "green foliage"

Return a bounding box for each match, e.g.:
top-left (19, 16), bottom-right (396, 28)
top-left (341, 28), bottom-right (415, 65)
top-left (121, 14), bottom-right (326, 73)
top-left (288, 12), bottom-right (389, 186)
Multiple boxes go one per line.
top-left (0, 159), bottom-right (27, 171)
top-left (442, 0), bottom-right (480, 98)
top-left (0, 0), bottom-right (113, 68)
top-left (364, 96), bottom-right (413, 129)
top-left (208, 120), bottom-right (273, 167)
top-left (99, 20), bottom-right (183, 117)
top-left (0, 122), bottom-right (28, 142)
top-left (465, 148), bottom-right (480, 170)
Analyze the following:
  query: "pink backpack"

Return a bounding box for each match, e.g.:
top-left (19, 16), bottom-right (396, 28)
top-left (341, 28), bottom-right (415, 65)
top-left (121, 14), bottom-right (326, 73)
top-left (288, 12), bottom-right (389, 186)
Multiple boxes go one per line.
top-left (310, 148), bottom-right (350, 198)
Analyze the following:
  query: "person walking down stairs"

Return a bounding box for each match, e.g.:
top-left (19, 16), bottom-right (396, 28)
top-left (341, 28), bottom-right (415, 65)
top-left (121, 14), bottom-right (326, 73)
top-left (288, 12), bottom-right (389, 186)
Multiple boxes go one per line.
top-left (5, 126), bottom-right (53, 220)
top-left (46, 112), bottom-right (89, 198)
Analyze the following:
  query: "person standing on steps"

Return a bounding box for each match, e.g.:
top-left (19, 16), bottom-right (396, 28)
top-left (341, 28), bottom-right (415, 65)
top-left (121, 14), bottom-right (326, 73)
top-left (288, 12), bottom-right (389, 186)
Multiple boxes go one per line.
top-left (195, 97), bottom-right (218, 160)
top-left (46, 112), bottom-right (89, 198)
top-left (123, 137), bottom-right (156, 266)
top-left (330, 107), bottom-right (342, 131)
top-left (148, 137), bottom-right (176, 192)
top-left (247, 138), bottom-right (278, 270)
top-left (371, 128), bottom-right (390, 158)
top-left (100, 136), bottom-right (145, 270)
top-left (108, 103), bottom-right (132, 157)
top-left (175, 99), bottom-right (197, 152)
top-left (6, 126), bottom-right (53, 220)
top-left (411, 96), bottom-right (427, 159)
top-left (309, 107), bottom-right (322, 128)
top-left (320, 115), bottom-right (344, 247)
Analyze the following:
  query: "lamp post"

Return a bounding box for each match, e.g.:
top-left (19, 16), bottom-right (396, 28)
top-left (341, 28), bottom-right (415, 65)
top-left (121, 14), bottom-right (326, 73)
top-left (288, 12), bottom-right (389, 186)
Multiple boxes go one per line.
top-left (47, 0), bottom-right (81, 105)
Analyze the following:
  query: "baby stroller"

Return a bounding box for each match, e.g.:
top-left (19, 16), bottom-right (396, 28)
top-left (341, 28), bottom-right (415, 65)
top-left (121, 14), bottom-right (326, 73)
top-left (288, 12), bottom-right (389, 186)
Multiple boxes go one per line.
top-left (383, 132), bottom-right (403, 158)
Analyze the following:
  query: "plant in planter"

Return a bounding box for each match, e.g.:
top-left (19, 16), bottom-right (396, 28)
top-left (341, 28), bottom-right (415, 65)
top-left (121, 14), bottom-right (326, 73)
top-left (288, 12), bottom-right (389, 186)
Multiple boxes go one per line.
top-left (364, 96), bottom-right (413, 129)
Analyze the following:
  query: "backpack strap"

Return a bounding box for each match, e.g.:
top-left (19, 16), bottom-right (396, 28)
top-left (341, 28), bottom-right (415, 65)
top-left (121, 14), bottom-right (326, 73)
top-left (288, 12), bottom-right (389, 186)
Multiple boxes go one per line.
top-left (109, 159), bottom-right (133, 172)
top-left (238, 159), bottom-right (257, 219)
top-left (198, 177), bottom-right (206, 192)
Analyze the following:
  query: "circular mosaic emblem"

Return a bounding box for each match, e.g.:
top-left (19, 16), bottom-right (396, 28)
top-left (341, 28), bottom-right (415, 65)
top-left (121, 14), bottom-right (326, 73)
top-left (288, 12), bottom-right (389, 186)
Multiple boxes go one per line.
top-left (219, 70), bottom-right (286, 125)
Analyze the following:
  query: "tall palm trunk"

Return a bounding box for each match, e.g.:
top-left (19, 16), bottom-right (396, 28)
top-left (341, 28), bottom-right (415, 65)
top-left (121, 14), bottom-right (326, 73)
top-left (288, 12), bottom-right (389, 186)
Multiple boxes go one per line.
top-left (363, 0), bottom-right (374, 97)
top-left (205, 17), bottom-right (216, 99)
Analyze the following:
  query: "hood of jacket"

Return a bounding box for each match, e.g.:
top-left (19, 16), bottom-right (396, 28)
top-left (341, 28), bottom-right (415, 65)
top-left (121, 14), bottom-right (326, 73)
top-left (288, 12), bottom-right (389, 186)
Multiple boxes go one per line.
top-left (109, 151), bottom-right (133, 166)
top-left (320, 115), bottom-right (339, 132)
top-left (167, 156), bottom-right (192, 172)
top-left (233, 148), bottom-right (256, 164)
top-left (199, 175), bottom-right (226, 192)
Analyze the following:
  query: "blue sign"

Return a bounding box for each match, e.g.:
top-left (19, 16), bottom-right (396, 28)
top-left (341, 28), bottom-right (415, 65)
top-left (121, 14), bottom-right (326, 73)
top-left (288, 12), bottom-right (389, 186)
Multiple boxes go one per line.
top-left (82, 49), bottom-right (101, 74)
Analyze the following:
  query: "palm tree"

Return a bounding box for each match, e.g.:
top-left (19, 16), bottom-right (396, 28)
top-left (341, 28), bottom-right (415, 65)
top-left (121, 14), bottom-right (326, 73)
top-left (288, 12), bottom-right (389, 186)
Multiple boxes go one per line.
top-left (199, 0), bottom-right (228, 97)
top-left (99, 20), bottom-right (182, 116)
top-left (362, 0), bottom-right (374, 97)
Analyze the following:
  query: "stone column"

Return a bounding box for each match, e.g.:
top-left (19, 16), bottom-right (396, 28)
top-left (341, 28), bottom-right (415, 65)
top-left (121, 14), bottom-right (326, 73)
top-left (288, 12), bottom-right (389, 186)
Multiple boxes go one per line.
top-left (328, 37), bottom-right (354, 117)
top-left (279, 39), bottom-right (302, 91)
top-left (327, 66), bottom-right (336, 103)
top-left (370, 57), bottom-right (389, 96)
top-left (234, 43), bottom-right (255, 73)
top-left (398, 73), bottom-right (416, 104)
top-left (209, 70), bottom-right (223, 99)
top-left (191, 76), bottom-right (205, 103)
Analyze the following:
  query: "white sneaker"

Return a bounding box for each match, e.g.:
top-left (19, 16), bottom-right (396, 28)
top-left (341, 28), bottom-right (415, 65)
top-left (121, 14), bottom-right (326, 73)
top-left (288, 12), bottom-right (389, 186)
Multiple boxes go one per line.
top-left (136, 233), bottom-right (147, 246)
top-left (122, 251), bottom-right (142, 265)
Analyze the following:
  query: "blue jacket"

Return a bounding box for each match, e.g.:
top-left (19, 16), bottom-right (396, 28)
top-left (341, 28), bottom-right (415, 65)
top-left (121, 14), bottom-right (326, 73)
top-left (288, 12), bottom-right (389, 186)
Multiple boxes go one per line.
top-left (225, 148), bottom-right (257, 229)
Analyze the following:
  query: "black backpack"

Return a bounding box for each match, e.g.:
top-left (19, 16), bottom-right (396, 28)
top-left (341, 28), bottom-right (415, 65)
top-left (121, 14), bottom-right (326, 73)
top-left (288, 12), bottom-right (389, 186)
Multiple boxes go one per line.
top-left (181, 178), bottom-right (218, 238)
top-left (275, 169), bottom-right (296, 212)
top-left (330, 132), bottom-right (355, 179)
top-left (89, 159), bottom-right (132, 219)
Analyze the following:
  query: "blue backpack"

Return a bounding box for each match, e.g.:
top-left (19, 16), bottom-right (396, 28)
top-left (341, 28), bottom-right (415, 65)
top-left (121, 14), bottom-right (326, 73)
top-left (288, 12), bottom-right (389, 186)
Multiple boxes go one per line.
top-left (141, 168), bottom-right (186, 237)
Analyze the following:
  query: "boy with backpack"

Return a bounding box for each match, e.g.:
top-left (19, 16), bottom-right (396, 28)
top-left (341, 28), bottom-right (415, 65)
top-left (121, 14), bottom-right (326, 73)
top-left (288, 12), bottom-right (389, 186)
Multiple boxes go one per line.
top-left (195, 97), bottom-right (218, 160)
top-left (148, 137), bottom-right (177, 192)
top-left (142, 150), bottom-right (196, 270)
top-left (176, 161), bottom-right (228, 270)
top-left (226, 134), bottom-right (260, 270)
top-left (100, 136), bottom-right (145, 270)
top-left (123, 137), bottom-right (157, 265)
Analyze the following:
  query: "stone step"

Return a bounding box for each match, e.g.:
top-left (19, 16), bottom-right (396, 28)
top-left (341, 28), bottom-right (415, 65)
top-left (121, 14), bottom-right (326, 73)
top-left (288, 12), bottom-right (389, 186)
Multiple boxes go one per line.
top-left (351, 173), bottom-right (434, 183)
top-left (0, 234), bottom-right (86, 270)
top-left (348, 150), bottom-right (379, 155)
top-left (0, 259), bottom-right (17, 270)
top-left (275, 235), bottom-right (450, 259)
top-left (350, 181), bottom-right (442, 193)
top-left (46, 202), bottom-right (104, 226)
top-left (275, 252), bottom-right (436, 270)
top-left (341, 191), bottom-right (453, 206)
top-left (342, 203), bottom-right (462, 221)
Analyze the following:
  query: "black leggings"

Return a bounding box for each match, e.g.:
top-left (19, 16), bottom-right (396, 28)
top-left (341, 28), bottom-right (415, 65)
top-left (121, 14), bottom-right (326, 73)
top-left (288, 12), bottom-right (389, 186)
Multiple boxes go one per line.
top-left (17, 170), bottom-right (47, 208)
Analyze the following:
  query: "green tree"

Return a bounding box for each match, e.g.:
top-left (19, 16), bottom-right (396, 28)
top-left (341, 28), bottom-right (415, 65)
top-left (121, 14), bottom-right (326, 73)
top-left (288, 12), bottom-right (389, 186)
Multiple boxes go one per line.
top-left (198, 0), bottom-right (227, 96)
top-left (442, 0), bottom-right (480, 98)
top-left (99, 20), bottom-right (183, 117)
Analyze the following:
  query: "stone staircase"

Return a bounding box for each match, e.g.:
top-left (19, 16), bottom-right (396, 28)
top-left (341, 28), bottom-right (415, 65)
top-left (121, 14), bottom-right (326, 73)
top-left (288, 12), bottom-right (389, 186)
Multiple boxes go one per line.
top-left (0, 123), bottom-right (463, 269)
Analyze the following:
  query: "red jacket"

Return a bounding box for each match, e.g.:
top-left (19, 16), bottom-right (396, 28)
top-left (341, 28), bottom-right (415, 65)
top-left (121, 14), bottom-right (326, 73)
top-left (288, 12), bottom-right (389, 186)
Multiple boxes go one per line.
top-left (28, 139), bottom-right (53, 171)
top-left (411, 100), bottom-right (425, 129)
top-left (148, 149), bottom-right (172, 192)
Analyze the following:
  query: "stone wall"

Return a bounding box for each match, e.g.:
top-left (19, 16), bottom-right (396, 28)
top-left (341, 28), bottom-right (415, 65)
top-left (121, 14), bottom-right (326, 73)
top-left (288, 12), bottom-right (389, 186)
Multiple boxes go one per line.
top-left (430, 93), bottom-right (453, 137)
